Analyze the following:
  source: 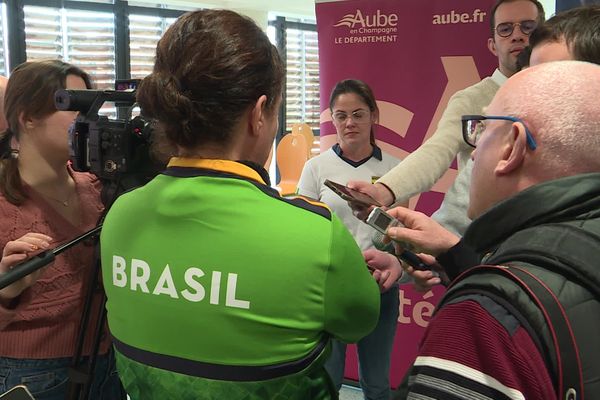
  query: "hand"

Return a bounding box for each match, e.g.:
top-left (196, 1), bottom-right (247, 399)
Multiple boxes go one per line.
top-left (386, 207), bottom-right (460, 256)
top-left (0, 233), bottom-right (53, 302)
top-left (363, 248), bottom-right (403, 292)
top-left (346, 181), bottom-right (395, 220)
top-left (398, 252), bottom-right (447, 292)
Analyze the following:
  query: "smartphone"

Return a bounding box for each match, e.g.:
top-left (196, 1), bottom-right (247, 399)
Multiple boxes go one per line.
top-left (0, 386), bottom-right (35, 400)
top-left (324, 179), bottom-right (381, 207)
top-left (366, 207), bottom-right (433, 271)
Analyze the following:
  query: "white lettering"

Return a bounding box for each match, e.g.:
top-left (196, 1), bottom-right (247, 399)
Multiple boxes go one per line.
top-left (152, 264), bottom-right (179, 299)
top-left (210, 271), bottom-right (221, 305)
top-left (181, 267), bottom-right (206, 302)
top-left (225, 273), bottom-right (251, 309)
top-left (112, 255), bottom-right (127, 287)
top-left (432, 9), bottom-right (486, 25)
top-left (111, 257), bottom-right (250, 309)
top-left (353, 9), bottom-right (365, 27)
top-left (335, 9), bottom-right (398, 29)
top-left (130, 258), bottom-right (150, 293)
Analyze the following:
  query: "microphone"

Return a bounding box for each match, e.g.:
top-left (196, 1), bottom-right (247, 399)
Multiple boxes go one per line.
top-left (371, 231), bottom-right (414, 252)
top-left (371, 231), bottom-right (395, 252)
top-left (371, 232), bottom-right (436, 272)
top-left (397, 250), bottom-right (434, 271)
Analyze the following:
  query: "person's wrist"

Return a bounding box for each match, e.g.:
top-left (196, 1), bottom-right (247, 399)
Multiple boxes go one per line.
top-left (426, 231), bottom-right (460, 257)
top-left (387, 252), bottom-right (404, 280)
top-left (437, 235), bottom-right (460, 255)
top-left (375, 182), bottom-right (395, 207)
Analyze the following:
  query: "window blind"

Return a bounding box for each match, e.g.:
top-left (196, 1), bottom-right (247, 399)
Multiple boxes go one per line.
top-left (0, 3), bottom-right (6, 76)
top-left (129, 14), bottom-right (176, 80)
top-left (24, 5), bottom-right (115, 89)
top-left (284, 27), bottom-right (320, 133)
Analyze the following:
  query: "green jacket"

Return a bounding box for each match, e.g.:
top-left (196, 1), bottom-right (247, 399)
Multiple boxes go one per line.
top-left (101, 158), bottom-right (380, 399)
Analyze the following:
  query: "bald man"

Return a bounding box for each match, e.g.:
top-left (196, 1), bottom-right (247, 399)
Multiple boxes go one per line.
top-left (380, 5), bottom-right (600, 285)
top-left (370, 61), bottom-right (600, 399)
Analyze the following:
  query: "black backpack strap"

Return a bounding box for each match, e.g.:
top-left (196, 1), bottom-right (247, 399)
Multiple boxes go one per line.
top-left (488, 223), bottom-right (600, 299)
top-left (443, 264), bottom-right (584, 400)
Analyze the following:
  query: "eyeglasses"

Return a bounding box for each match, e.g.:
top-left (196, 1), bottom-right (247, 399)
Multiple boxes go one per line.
top-left (494, 20), bottom-right (537, 37)
top-left (461, 114), bottom-right (537, 150)
top-left (332, 110), bottom-right (370, 124)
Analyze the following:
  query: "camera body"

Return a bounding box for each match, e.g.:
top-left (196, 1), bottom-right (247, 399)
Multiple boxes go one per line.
top-left (55, 79), bottom-right (161, 203)
top-left (68, 111), bottom-right (153, 180)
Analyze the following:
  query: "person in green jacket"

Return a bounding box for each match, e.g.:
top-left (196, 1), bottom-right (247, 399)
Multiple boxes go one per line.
top-left (100, 9), bottom-right (380, 400)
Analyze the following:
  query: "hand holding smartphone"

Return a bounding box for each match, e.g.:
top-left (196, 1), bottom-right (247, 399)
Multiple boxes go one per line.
top-left (324, 179), bottom-right (381, 207)
top-left (366, 207), bottom-right (434, 271)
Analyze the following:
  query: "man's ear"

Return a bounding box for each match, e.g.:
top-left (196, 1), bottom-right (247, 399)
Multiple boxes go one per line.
top-left (495, 124), bottom-right (527, 175)
top-left (249, 95), bottom-right (268, 137)
top-left (487, 37), bottom-right (498, 57)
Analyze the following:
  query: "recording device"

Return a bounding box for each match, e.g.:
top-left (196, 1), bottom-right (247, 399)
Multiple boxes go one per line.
top-left (397, 249), bottom-right (433, 271)
top-left (54, 78), bottom-right (162, 205)
top-left (366, 206), bottom-right (399, 234)
top-left (0, 386), bottom-right (35, 400)
top-left (366, 207), bottom-right (433, 271)
top-left (324, 179), bottom-right (381, 207)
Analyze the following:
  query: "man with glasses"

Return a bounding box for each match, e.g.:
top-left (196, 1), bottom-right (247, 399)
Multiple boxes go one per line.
top-left (424, 0), bottom-right (545, 236)
top-left (429, 3), bottom-right (600, 242)
top-left (370, 60), bottom-right (600, 399)
top-left (349, 0), bottom-right (544, 237)
top-left (486, 0), bottom-right (543, 78)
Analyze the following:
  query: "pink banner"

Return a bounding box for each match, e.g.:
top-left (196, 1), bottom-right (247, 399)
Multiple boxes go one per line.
top-left (317, 0), bottom-right (497, 215)
top-left (316, 0), bottom-right (496, 387)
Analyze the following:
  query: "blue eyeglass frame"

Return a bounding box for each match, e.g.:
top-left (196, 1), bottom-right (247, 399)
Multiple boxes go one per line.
top-left (461, 114), bottom-right (537, 150)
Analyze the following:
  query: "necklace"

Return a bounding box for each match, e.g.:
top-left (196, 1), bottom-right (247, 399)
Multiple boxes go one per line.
top-left (43, 190), bottom-right (74, 207)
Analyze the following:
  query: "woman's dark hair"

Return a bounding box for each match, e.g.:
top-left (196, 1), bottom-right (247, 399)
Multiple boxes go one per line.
top-left (530, 5), bottom-right (600, 65)
top-left (329, 79), bottom-right (379, 146)
top-left (136, 9), bottom-right (284, 150)
top-left (0, 59), bottom-right (93, 205)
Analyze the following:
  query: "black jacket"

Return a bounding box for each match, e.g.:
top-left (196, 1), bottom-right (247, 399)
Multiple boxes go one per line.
top-left (446, 173), bottom-right (600, 399)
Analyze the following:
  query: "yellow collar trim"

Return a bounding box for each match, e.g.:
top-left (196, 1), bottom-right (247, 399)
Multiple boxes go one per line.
top-left (167, 158), bottom-right (266, 185)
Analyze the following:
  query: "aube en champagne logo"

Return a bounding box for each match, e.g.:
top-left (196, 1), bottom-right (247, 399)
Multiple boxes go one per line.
top-left (334, 9), bottom-right (398, 28)
top-left (333, 9), bottom-right (398, 44)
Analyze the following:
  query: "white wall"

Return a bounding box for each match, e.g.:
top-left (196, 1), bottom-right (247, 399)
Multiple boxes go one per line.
top-left (540, 0), bottom-right (556, 17)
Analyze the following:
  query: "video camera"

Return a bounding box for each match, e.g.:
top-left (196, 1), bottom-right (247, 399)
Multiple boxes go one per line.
top-left (54, 79), bottom-right (162, 205)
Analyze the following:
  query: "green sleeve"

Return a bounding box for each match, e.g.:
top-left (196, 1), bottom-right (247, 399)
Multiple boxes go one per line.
top-left (323, 214), bottom-right (380, 342)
